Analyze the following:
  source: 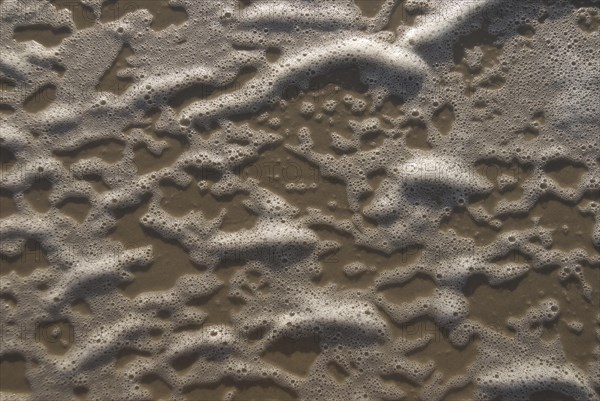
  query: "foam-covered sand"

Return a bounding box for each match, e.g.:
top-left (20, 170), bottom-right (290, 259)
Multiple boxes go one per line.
top-left (0, 0), bottom-right (599, 400)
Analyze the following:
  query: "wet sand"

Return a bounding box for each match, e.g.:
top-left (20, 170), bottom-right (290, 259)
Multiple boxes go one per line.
top-left (1, 1), bottom-right (599, 401)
